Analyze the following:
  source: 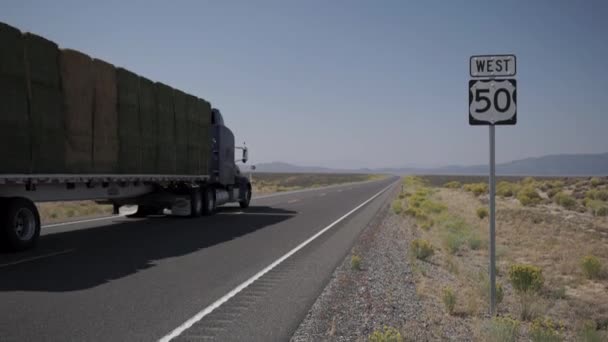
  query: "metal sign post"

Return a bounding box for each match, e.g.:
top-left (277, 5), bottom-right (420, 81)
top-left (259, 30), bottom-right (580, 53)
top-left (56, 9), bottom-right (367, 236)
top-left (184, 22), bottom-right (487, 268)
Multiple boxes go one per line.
top-left (489, 124), bottom-right (496, 315)
top-left (469, 54), bottom-right (517, 316)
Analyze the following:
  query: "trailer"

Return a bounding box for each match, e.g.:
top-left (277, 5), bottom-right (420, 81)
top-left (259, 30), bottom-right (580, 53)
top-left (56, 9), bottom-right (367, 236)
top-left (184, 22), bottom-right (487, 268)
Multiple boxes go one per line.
top-left (0, 22), bottom-right (253, 252)
top-left (0, 109), bottom-right (252, 252)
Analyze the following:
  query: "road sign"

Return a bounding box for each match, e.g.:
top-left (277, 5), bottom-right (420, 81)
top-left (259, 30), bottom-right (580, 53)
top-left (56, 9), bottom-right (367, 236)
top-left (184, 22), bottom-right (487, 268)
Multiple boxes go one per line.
top-left (469, 79), bottom-right (517, 125)
top-left (468, 53), bottom-right (517, 317)
top-left (470, 54), bottom-right (516, 77)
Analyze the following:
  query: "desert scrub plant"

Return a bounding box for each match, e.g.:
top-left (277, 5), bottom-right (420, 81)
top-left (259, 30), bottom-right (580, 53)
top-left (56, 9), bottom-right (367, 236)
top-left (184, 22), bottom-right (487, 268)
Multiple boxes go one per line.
top-left (476, 207), bottom-right (489, 219)
top-left (585, 189), bottom-right (608, 201)
top-left (578, 321), bottom-right (605, 342)
top-left (509, 264), bottom-right (543, 293)
top-left (351, 254), bottom-right (362, 271)
top-left (467, 234), bottom-right (482, 250)
top-left (391, 200), bottom-right (403, 214)
top-left (590, 177), bottom-right (604, 187)
top-left (443, 181), bottom-right (461, 189)
top-left (517, 186), bottom-right (542, 206)
top-left (529, 318), bottom-right (564, 342)
top-left (369, 326), bottom-right (403, 342)
top-left (478, 272), bottom-right (504, 304)
top-left (442, 287), bottom-right (456, 314)
top-left (497, 181), bottom-right (519, 197)
top-left (411, 239), bottom-right (434, 261)
top-left (463, 182), bottom-right (488, 196)
top-left (553, 192), bottom-right (577, 209)
top-left (482, 316), bottom-right (520, 342)
top-left (581, 255), bottom-right (602, 279)
top-left (585, 199), bottom-right (608, 216)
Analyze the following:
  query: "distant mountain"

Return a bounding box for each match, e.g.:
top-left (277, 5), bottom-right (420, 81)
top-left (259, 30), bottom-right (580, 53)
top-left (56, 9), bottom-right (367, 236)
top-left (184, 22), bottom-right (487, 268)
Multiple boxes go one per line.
top-left (253, 152), bottom-right (608, 176)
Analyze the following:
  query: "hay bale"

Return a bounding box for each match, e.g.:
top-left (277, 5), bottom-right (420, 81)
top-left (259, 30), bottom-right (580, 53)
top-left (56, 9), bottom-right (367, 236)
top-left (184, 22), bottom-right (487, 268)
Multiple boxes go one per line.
top-left (92, 59), bottom-right (118, 173)
top-left (116, 68), bottom-right (140, 173)
top-left (29, 84), bottom-right (65, 173)
top-left (155, 82), bottom-right (176, 174)
top-left (60, 49), bottom-right (94, 173)
top-left (185, 95), bottom-right (201, 174)
top-left (0, 76), bottom-right (30, 173)
top-left (138, 77), bottom-right (158, 173)
top-left (24, 33), bottom-right (60, 87)
top-left (173, 90), bottom-right (189, 174)
top-left (0, 22), bottom-right (26, 78)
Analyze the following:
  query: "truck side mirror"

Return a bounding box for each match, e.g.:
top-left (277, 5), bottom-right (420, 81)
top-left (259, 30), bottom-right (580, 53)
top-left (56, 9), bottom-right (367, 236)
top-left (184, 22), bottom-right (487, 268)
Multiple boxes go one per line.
top-left (242, 147), bottom-right (249, 163)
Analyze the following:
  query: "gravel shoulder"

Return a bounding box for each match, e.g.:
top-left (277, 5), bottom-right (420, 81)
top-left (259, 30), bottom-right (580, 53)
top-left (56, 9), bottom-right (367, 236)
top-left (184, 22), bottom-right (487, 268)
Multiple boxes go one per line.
top-left (292, 189), bottom-right (471, 341)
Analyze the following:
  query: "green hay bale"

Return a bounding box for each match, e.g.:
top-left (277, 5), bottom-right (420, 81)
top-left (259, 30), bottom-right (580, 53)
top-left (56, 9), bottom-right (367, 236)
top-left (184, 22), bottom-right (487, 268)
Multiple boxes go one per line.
top-left (185, 95), bottom-right (202, 174)
top-left (138, 77), bottom-right (158, 173)
top-left (155, 82), bottom-right (176, 174)
top-left (0, 22), bottom-right (26, 78)
top-left (173, 89), bottom-right (189, 174)
top-left (92, 58), bottom-right (118, 173)
top-left (60, 49), bottom-right (94, 173)
top-left (116, 68), bottom-right (140, 173)
top-left (0, 76), bottom-right (30, 173)
top-left (24, 33), bottom-right (60, 87)
top-left (30, 84), bottom-right (65, 173)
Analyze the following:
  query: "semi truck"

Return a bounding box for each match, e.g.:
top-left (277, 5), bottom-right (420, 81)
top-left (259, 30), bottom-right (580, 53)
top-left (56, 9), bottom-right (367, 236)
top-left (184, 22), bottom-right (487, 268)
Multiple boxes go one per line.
top-left (0, 22), bottom-right (252, 252)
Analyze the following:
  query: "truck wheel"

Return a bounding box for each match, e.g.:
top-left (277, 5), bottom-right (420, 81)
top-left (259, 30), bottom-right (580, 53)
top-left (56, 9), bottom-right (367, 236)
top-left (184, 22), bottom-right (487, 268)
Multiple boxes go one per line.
top-left (239, 185), bottom-right (252, 209)
top-left (0, 197), bottom-right (41, 252)
top-left (127, 205), bottom-right (161, 218)
top-left (190, 188), bottom-right (203, 217)
top-left (202, 188), bottom-right (216, 216)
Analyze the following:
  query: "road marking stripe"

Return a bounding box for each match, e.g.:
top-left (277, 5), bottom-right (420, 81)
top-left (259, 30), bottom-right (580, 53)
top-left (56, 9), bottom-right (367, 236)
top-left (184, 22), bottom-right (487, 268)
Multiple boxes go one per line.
top-left (158, 180), bottom-right (396, 342)
top-left (43, 215), bottom-right (124, 228)
top-left (287, 199), bottom-right (299, 204)
top-left (0, 249), bottom-right (75, 268)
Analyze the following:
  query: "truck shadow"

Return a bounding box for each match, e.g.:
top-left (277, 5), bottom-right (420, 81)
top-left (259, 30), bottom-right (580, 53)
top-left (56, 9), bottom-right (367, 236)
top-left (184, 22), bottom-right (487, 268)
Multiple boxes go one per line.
top-left (0, 206), bottom-right (296, 292)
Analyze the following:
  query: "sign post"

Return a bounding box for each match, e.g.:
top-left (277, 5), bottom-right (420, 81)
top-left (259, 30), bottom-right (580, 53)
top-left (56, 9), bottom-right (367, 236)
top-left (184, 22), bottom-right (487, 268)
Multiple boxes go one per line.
top-left (469, 54), bottom-right (517, 315)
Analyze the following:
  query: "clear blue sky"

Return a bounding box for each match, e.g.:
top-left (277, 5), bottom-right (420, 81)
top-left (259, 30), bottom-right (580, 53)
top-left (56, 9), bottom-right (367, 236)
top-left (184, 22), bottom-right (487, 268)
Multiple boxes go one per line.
top-left (2, 0), bottom-right (607, 168)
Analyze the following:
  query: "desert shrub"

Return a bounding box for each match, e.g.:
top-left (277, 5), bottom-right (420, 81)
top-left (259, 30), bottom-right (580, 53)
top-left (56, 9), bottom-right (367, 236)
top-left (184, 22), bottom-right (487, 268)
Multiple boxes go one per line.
top-left (403, 175), bottom-right (426, 188)
top-left (420, 199), bottom-right (446, 214)
top-left (578, 321), bottom-right (605, 342)
top-left (546, 179), bottom-right (565, 189)
top-left (529, 318), bottom-right (563, 342)
top-left (467, 234), bottom-right (482, 250)
top-left (585, 189), bottom-right (608, 201)
top-left (585, 200), bottom-right (608, 216)
top-left (411, 239), bottom-right (434, 261)
top-left (509, 264), bottom-right (543, 293)
top-left (553, 192), bottom-right (576, 209)
top-left (522, 176), bottom-right (537, 185)
top-left (66, 209), bottom-right (75, 217)
top-left (517, 186), bottom-right (542, 206)
top-left (463, 183), bottom-right (488, 196)
top-left (482, 316), bottom-right (520, 342)
top-left (497, 181), bottom-right (519, 197)
top-left (351, 255), bottom-right (362, 270)
top-left (479, 274), bottom-right (504, 305)
top-left (442, 287), bottom-right (456, 314)
top-left (391, 200), bottom-right (403, 214)
top-left (477, 207), bottom-right (489, 219)
top-left (419, 219), bottom-right (434, 231)
top-left (590, 177), bottom-right (604, 187)
top-left (398, 193), bottom-right (406, 199)
top-left (546, 188), bottom-right (560, 198)
top-left (444, 181), bottom-right (461, 189)
top-left (369, 326), bottom-right (403, 342)
top-left (518, 293), bottom-right (545, 321)
top-left (444, 232), bottom-right (466, 254)
top-left (581, 255), bottom-right (602, 279)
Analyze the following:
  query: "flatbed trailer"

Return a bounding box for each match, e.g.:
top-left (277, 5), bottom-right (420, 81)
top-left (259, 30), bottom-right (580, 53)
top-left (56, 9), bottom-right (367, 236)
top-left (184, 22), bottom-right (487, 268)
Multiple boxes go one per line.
top-left (0, 170), bottom-right (252, 252)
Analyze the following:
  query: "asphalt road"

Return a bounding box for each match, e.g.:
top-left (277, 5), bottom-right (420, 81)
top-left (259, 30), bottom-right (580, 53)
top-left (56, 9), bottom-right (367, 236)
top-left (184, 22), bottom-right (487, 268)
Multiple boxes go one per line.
top-left (0, 176), bottom-right (399, 342)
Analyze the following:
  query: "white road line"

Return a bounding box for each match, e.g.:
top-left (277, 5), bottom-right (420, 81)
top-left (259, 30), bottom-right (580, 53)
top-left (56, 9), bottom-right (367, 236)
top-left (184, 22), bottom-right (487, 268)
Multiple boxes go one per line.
top-left (0, 249), bottom-right (75, 268)
top-left (43, 215), bottom-right (126, 228)
top-left (287, 199), bottom-right (299, 204)
top-left (158, 180), bottom-right (396, 342)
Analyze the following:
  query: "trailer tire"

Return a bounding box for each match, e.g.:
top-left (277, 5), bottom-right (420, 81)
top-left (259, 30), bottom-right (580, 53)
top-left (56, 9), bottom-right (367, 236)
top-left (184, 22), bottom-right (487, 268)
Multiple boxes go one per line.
top-left (127, 205), bottom-right (162, 218)
top-left (190, 188), bottom-right (203, 217)
top-left (0, 197), bottom-right (41, 252)
top-left (202, 188), bottom-right (216, 216)
top-left (239, 184), bottom-right (251, 209)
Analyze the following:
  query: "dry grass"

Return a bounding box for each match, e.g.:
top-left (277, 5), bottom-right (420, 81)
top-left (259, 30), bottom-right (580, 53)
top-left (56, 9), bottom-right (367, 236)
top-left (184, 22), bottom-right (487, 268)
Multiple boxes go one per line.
top-left (37, 201), bottom-right (113, 224)
top-left (399, 175), bottom-right (608, 341)
top-left (250, 172), bottom-right (385, 195)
